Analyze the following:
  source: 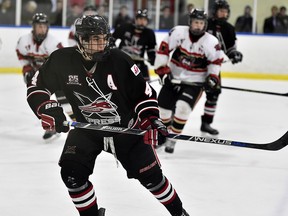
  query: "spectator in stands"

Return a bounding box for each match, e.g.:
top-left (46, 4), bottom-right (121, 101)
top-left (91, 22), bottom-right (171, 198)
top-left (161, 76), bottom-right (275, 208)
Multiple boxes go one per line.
top-left (159, 5), bottom-right (174, 30)
top-left (21, 0), bottom-right (38, 25)
top-left (235, 5), bottom-right (253, 33)
top-left (97, 4), bottom-right (108, 22)
top-left (263, 5), bottom-right (279, 33)
top-left (178, 3), bottom-right (194, 25)
top-left (276, 6), bottom-right (288, 34)
top-left (0, 0), bottom-right (15, 25)
top-left (67, 5), bottom-right (98, 47)
top-left (66, 3), bottom-right (83, 26)
top-left (35, 0), bottom-right (52, 16)
top-left (51, 0), bottom-right (63, 26)
top-left (113, 5), bottom-right (132, 29)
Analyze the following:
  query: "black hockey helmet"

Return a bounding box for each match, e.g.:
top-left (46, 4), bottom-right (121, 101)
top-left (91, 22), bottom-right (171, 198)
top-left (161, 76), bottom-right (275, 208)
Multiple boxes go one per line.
top-left (135, 9), bottom-right (149, 20)
top-left (75, 15), bottom-right (112, 61)
top-left (212, 0), bottom-right (230, 20)
top-left (32, 13), bottom-right (49, 43)
top-left (188, 9), bottom-right (208, 36)
top-left (135, 9), bottom-right (149, 30)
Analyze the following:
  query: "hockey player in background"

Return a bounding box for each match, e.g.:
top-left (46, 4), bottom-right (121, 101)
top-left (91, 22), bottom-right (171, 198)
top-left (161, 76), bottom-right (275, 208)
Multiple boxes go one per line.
top-left (112, 9), bottom-right (157, 81)
top-left (16, 13), bottom-right (74, 140)
top-left (201, 0), bottom-right (243, 135)
top-left (68, 5), bottom-right (98, 47)
top-left (154, 9), bottom-right (224, 153)
top-left (26, 15), bottom-right (190, 216)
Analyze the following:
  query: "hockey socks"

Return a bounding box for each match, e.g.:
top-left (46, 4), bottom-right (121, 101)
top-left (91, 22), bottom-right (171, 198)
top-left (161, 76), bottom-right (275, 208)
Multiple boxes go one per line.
top-left (146, 175), bottom-right (183, 216)
top-left (68, 181), bottom-right (99, 216)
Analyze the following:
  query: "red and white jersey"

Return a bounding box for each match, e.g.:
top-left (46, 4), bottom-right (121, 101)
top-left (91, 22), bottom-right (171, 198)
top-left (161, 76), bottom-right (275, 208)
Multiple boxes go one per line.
top-left (16, 32), bottom-right (63, 71)
top-left (155, 26), bottom-right (224, 83)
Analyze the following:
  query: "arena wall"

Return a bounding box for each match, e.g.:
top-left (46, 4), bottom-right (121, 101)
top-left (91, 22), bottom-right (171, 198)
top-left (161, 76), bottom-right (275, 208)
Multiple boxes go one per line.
top-left (1, 26), bottom-right (288, 80)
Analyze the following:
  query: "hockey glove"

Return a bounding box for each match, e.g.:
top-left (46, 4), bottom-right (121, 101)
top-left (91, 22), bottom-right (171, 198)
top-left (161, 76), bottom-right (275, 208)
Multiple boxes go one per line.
top-left (139, 116), bottom-right (169, 147)
top-left (24, 71), bottom-right (35, 84)
top-left (155, 66), bottom-right (175, 88)
top-left (228, 50), bottom-right (243, 64)
top-left (204, 74), bottom-right (220, 93)
top-left (38, 100), bottom-right (69, 133)
top-left (23, 65), bottom-right (35, 84)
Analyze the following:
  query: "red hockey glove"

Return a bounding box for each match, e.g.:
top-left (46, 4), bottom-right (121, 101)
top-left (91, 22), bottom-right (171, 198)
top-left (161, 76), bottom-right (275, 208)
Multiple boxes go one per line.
top-left (139, 116), bottom-right (169, 147)
top-left (204, 74), bottom-right (220, 93)
top-left (38, 100), bottom-right (69, 133)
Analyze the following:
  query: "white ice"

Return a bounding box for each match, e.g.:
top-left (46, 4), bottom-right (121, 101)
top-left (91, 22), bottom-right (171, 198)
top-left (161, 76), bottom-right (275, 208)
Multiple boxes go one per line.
top-left (1, 74), bottom-right (288, 216)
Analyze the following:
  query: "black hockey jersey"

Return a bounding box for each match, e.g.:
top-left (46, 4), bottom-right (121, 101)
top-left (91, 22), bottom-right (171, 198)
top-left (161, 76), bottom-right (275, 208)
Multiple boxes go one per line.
top-left (207, 18), bottom-right (237, 54)
top-left (112, 23), bottom-right (156, 65)
top-left (27, 47), bottom-right (159, 128)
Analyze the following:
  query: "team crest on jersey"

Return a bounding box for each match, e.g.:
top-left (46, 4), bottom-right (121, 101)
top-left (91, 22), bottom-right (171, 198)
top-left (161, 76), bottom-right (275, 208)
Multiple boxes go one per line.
top-left (67, 75), bottom-right (81, 85)
top-left (74, 91), bottom-right (120, 125)
top-left (131, 64), bottom-right (140, 76)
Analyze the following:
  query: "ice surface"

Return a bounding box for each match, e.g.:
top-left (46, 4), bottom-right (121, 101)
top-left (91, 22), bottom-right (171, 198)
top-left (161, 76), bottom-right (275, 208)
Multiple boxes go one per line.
top-left (1, 74), bottom-right (288, 216)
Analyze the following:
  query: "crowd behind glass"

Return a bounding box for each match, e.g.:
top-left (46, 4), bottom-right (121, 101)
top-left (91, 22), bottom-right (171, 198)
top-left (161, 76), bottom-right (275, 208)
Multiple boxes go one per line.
top-left (0, 0), bottom-right (288, 34)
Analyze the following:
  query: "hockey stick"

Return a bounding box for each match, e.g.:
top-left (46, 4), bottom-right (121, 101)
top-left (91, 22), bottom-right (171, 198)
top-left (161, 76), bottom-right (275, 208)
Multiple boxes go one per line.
top-left (63, 121), bottom-right (288, 151)
top-left (170, 79), bottom-right (288, 97)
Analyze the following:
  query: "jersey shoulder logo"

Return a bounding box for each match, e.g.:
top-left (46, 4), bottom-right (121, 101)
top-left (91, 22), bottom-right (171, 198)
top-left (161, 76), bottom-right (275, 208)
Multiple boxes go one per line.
top-left (131, 64), bottom-right (141, 76)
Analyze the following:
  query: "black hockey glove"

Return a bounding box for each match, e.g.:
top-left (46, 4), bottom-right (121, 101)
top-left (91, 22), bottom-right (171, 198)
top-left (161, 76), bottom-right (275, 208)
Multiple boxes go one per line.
top-left (38, 100), bottom-right (69, 133)
top-left (139, 116), bottom-right (169, 147)
top-left (228, 50), bottom-right (243, 64)
top-left (23, 65), bottom-right (35, 84)
top-left (24, 71), bottom-right (35, 84)
top-left (204, 74), bottom-right (220, 93)
top-left (155, 65), bottom-right (172, 85)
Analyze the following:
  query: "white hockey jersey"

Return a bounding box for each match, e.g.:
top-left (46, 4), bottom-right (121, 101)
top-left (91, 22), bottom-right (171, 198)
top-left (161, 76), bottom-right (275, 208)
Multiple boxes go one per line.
top-left (16, 32), bottom-right (63, 72)
top-left (155, 26), bottom-right (224, 83)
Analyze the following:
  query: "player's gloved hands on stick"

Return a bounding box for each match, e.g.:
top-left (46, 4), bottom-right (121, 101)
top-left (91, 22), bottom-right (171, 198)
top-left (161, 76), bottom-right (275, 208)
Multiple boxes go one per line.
top-left (155, 66), bottom-right (173, 87)
top-left (139, 116), bottom-right (169, 147)
top-left (204, 74), bottom-right (220, 93)
top-left (228, 50), bottom-right (243, 64)
top-left (38, 100), bottom-right (69, 133)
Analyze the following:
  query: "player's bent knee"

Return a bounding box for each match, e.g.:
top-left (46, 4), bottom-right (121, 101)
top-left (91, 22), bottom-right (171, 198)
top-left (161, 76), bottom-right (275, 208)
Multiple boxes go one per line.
top-left (159, 107), bottom-right (173, 120)
top-left (138, 167), bottom-right (163, 188)
top-left (174, 100), bottom-right (191, 119)
top-left (60, 160), bottom-right (90, 189)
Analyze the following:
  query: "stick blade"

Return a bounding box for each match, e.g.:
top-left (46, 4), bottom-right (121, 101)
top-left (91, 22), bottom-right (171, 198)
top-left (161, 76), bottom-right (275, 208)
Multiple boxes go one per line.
top-left (265, 131), bottom-right (288, 150)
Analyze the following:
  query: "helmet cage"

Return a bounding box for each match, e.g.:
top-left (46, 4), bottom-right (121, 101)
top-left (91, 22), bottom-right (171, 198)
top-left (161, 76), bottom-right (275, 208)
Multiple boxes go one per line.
top-left (188, 9), bottom-right (208, 36)
top-left (32, 13), bottom-right (49, 43)
top-left (135, 9), bottom-right (149, 30)
top-left (75, 15), bottom-right (112, 61)
top-left (213, 0), bottom-right (230, 20)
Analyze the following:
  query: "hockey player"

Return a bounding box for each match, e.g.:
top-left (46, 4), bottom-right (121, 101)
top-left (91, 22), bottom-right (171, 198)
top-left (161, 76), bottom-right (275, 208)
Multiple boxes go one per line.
top-left (112, 9), bottom-right (157, 81)
top-left (154, 9), bottom-right (224, 153)
top-left (16, 12), bottom-right (74, 140)
top-left (68, 5), bottom-right (98, 47)
top-left (26, 15), bottom-right (190, 216)
top-left (201, 0), bottom-right (243, 135)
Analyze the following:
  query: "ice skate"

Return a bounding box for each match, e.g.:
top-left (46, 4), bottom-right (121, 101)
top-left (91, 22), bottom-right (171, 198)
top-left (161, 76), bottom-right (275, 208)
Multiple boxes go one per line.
top-left (42, 130), bottom-right (57, 140)
top-left (180, 208), bottom-right (190, 216)
top-left (98, 207), bottom-right (106, 216)
top-left (200, 122), bottom-right (219, 135)
top-left (164, 139), bottom-right (176, 153)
